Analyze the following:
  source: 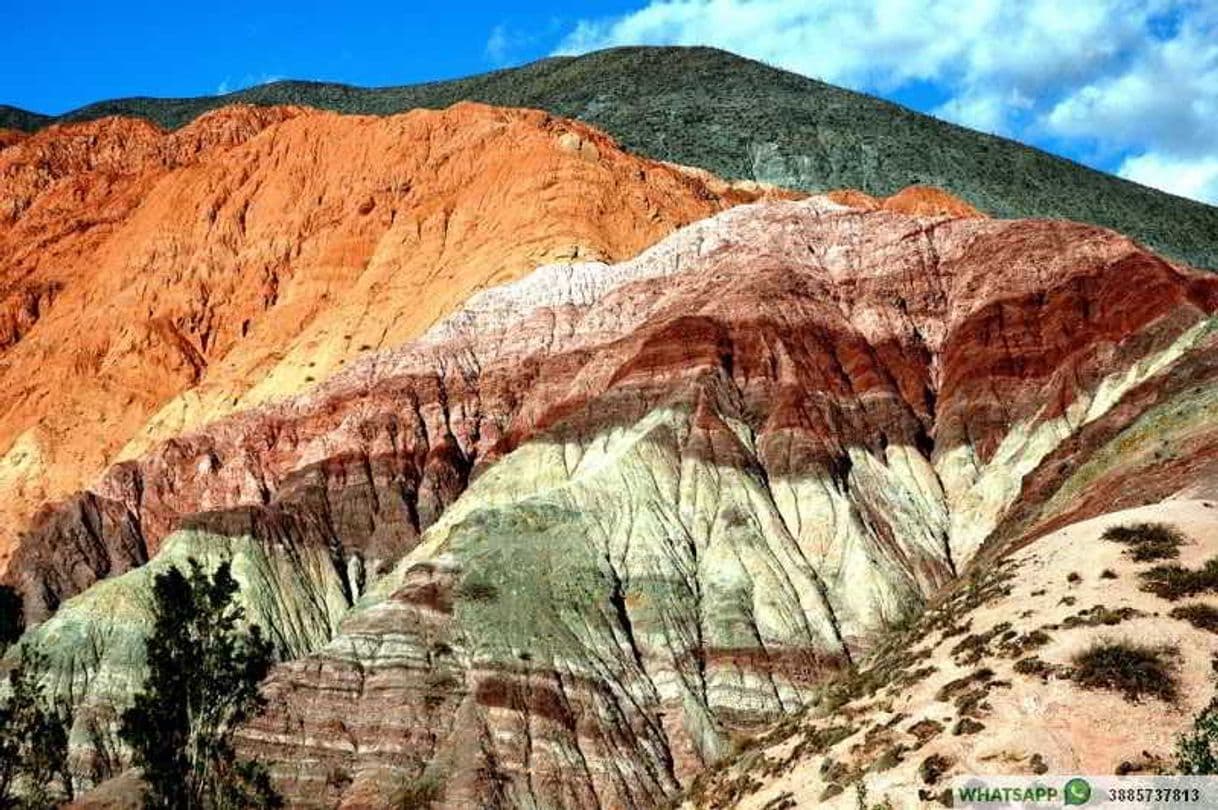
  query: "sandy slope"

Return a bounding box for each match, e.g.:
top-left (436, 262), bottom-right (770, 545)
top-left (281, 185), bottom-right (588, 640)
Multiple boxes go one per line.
top-left (688, 499), bottom-right (1218, 808)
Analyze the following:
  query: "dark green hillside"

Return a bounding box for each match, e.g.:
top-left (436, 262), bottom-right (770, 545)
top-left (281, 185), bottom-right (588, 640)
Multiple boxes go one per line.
top-left (0, 104), bottom-right (51, 132)
top-left (6, 47), bottom-right (1216, 268)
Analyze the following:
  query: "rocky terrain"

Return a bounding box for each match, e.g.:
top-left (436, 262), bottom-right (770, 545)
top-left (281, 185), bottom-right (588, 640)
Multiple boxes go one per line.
top-left (0, 101), bottom-right (774, 578)
top-left (3, 43), bottom-right (1218, 807)
top-left (8, 153), bottom-right (1218, 807)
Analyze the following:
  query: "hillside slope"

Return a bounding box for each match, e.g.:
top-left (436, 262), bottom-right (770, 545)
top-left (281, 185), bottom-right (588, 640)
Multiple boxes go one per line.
top-left (686, 499), bottom-right (1218, 809)
top-left (0, 102), bottom-right (774, 573)
top-left (5, 47), bottom-right (1217, 270)
top-left (0, 103), bottom-right (50, 132)
top-left (17, 193), bottom-right (1218, 807)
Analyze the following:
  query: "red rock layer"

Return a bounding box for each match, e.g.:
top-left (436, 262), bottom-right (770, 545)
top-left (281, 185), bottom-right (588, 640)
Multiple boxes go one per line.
top-left (0, 103), bottom-right (777, 569)
top-left (230, 203), bottom-right (1218, 808)
top-left (13, 198), bottom-right (1215, 611)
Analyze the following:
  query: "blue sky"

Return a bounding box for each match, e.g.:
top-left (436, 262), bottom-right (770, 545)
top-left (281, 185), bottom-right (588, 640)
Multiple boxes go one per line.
top-left (4, 1), bottom-right (1217, 204)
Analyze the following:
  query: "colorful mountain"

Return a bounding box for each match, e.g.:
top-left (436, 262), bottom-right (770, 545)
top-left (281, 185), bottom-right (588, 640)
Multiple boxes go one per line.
top-left (2, 48), bottom-right (1218, 810)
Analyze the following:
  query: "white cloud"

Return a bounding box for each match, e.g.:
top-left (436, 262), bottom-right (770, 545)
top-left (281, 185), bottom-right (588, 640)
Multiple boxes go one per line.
top-left (213, 73), bottom-right (284, 97)
top-left (936, 90), bottom-right (1034, 136)
top-left (555, 0), bottom-right (1218, 204)
top-left (556, 1), bottom-right (1157, 97)
top-left (1119, 152), bottom-right (1218, 203)
top-left (1044, 10), bottom-right (1218, 157)
top-left (485, 25), bottom-right (511, 64)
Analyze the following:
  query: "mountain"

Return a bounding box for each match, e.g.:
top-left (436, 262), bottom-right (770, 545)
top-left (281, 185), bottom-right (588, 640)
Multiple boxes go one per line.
top-left (4, 47), bottom-right (1217, 270)
top-left (0, 102), bottom-right (777, 583)
top-left (17, 179), bottom-right (1218, 806)
top-left (5, 49), bottom-right (1218, 810)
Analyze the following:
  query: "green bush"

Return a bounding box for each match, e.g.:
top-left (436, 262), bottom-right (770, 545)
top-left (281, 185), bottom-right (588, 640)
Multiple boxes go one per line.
top-left (0, 585), bottom-right (22, 650)
top-left (1178, 694), bottom-right (1218, 773)
top-left (1170, 603), bottom-right (1218, 633)
top-left (0, 647), bottom-right (73, 807)
top-left (1071, 640), bottom-right (1177, 702)
top-left (1141, 559), bottom-right (1218, 601)
top-left (120, 559), bottom-right (280, 809)
top-left (1102, 523), bottom-right (1187, 562)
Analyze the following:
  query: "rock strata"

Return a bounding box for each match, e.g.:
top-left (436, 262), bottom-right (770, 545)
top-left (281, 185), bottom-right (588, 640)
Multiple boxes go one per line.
top-left (23, 192), bottom-right (1218, 807)
top-left (0, 102), bottom-right (772, 570)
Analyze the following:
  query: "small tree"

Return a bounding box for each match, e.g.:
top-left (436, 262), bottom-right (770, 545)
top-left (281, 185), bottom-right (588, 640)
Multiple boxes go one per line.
top-left (0, 585), bottom-right (22, 651)
top-left (0, 648), bottom-right (74, 808)
top-left (120, 559), bottom-right (280, 809)
top-left (1178, 693), bottom-right (1218, 773)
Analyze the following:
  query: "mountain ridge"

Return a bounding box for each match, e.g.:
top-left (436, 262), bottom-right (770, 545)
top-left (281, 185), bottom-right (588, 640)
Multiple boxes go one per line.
top-left (4, 46), bottom-right (1216, 270)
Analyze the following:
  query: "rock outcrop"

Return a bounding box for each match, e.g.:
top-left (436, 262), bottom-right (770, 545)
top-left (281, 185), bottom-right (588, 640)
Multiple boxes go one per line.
top-left (0, 102), bottom-right (773, 572)
top-left (827, 186), bottom-right (984, 219)
top-left (21, 190), bottom-right (1218, 807)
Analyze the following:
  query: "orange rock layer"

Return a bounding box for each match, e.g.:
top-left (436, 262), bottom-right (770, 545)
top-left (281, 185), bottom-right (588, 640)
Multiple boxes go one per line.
top-left (0, 102), bottom-right (784, 567)
top-left (828, 185), bottom-right (984, 218)
top-left (0, 129), bottom-right (24, 151)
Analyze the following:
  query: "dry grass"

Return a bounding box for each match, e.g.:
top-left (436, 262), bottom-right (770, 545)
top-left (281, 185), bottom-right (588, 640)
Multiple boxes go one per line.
top-left (1070, 640), bottom-right (1178, 702)
top-left (1102, 522), bottom-right (1187, 562)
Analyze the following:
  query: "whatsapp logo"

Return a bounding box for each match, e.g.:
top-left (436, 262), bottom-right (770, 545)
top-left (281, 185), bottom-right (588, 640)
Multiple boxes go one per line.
top-left (1063, 778), bottom-right (1092, 805)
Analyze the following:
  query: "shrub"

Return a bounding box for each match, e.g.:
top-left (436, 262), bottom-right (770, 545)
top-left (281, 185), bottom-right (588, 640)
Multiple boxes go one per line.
top-left (1178, 693), bottom-right (1218, 773)
top-left (1140, 559), bottom-right (1218, 601)
top-left (325, 765), bottom-right (353, 791)
top-left (1171, 603), bottom-right (1218, 633)
top-left (1071, 640), bottom-right (1178, 702)
top-left (1062, 605), bottom-right (1141, 628)
top-left (919, 754), bottom-right (952, 785)
top-left (0, 585), bottom-right (22, 650)
top-left (392, 771), bottom-right (444, 809)
top-left (936, 668), bottom-right (993, 702)
top-left (907, 719), bottom-right (943, 745)
top-left (953, 718), bottom-right (985, 735)
top-left (1102, 523), bottom-right (1187, 562)
top-left (455, 575), bottom-right (498, 602)
top-left (870, 745), bottom-right (905, 772)
top-left (0, 647), bottom-right (73, 807)
top-left (1013, 656), bottom-right (1054, 679)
